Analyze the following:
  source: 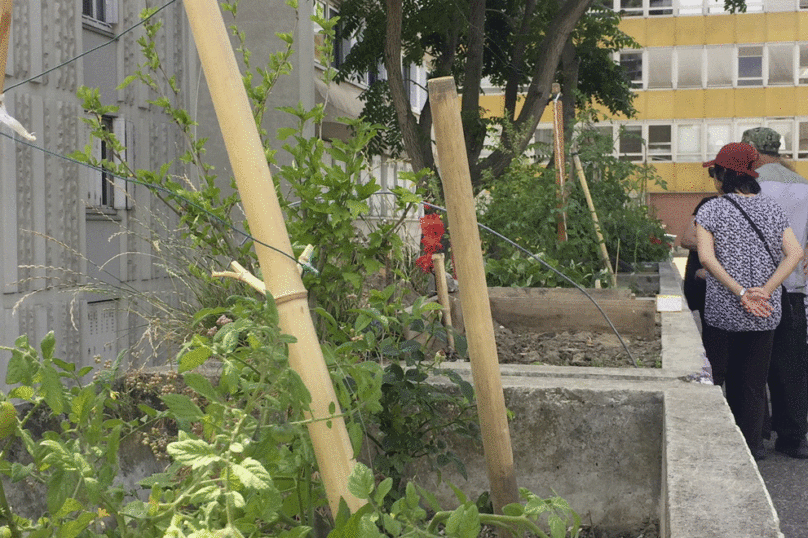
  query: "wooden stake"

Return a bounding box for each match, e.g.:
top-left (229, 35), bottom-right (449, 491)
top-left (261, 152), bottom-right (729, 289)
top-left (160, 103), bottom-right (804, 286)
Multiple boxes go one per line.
top-left (573, 154), bottom-right (617, 288)
top-left (428, 76), bottom-right (519, 517)
top-left (551, 83), bottom-right (567, 242)
top-left (183, 0), bottom-right (363, 516)
top-left (431, 253), bottom-right (454, 350)
top-left (0, 0), bottom-right (13, 92)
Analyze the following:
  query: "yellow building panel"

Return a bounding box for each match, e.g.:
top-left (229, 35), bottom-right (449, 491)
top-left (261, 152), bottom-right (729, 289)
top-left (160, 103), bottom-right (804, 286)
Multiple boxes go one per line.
top-left (799, 12), bottom-right (808, 38)
top-left (798, 87), bottom-right (808, 116)
top-left (672, 90), bottom-right (705, 118)
top-left (796, 162), bottom-right (808, 179)
top-left (674, 163), bottom-right (714, 192)
top-left (765, 87), bottom-right (798, 117)
top-left (636, 90), bottom-right (674, 120)
top-left (766, 12), bottom-right (799, 41)
top-left (703, 15), bottom-right (736, 45)
top-left (646, 18), bottom-right (676, 47)
top-left (649, 162), bottom-right (675, 193)
top-left (731, 88), bottom-right (766, 117)
top-left (703, 89), bottom-right (736, 119)
top-left (735, 13), bottom-right (767, 43)
top-left (619, 18), bottom-right (646, 43)
top-left (674, 17), bottom-right (705, 46)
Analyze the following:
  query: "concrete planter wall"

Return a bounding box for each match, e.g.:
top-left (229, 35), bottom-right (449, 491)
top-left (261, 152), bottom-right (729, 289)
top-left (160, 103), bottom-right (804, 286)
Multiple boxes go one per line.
top-left (419, 261), bottom-right (783, 537)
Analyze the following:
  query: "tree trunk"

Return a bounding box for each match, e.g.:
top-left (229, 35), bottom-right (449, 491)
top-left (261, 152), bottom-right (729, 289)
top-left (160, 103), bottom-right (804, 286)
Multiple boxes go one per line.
top-left (384, 0), bottom-right (429, 174)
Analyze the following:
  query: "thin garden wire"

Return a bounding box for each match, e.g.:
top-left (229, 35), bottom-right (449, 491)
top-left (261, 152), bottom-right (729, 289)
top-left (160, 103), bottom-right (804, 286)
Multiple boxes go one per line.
top-left (3, 0), bottom-right (182, 93)
top-left (0, 129), bottom-right (638, 366)
top-left (422, 201), bottom-right (639, 367)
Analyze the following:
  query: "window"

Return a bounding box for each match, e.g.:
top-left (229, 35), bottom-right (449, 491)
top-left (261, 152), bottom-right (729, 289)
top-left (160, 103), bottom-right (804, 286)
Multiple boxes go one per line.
top-left (678, 0), bottom-right (704, 14)
top-left (768, 120), bottom-right (793, 157)
top-left (799, 45), bottom-right (808, 84)
top-left (677, 48), bottom-right (703, 88)
top-left (648, 48), bottom-right (673, 89)
top-left (648, 125), bottom-right (672, 161)
top-left (707, 46), bottom-right (733, 86)
top-left (799, 121), bottom-right (808, 159)
top-left (768, 44), bottom-right (794, 85)
top-left (676, 124), bottom-right (702, 162)
top-left (706, 124), bottom-right (731, 160)
top-left (88, 117), bottom-right (131, 210)
top-left (533, 128), bottom-right (554, 163)
top-left (82, 0), bottom-right (117, 27)
top-left (738, 46), bottom-right (763, 86)
top-left (619, 125), bottom-right (643, 161)
top-left (707, 0), bottom-right (727, 13)
top-left (620, 52), bottom-right (643, 89)
top-left (649, 0), bottom-right (673, 15)
top-left (619, 0), bottom-right (643, 16)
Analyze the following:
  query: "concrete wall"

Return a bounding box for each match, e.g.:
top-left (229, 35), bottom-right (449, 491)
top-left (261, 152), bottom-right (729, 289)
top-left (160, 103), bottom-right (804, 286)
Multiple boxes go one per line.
top-left (418, 261), bottom-right (783, 537)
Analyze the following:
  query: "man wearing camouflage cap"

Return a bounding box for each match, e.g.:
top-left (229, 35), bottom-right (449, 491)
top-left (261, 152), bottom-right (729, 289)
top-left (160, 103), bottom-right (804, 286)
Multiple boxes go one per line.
top-left (742, 126), bottom-right (808, 459)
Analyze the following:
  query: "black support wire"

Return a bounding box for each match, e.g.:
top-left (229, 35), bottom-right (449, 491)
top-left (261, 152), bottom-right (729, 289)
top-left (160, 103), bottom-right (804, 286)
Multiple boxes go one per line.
top-left (422, 201), bottom-right (639, 367)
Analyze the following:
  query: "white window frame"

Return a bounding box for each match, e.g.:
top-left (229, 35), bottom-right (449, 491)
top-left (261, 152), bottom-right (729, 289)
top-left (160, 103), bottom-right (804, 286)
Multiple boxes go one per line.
top-left (82, 0), bottom-right (117, 32)
top-left (87, 116), bottom-right (133, 211)
top-left (737, 45), bottom-right (764, 87)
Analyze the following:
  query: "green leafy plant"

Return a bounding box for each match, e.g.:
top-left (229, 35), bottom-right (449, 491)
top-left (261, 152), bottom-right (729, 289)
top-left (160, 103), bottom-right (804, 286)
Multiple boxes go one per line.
top-left (329, 462), bottom-right (582, 538)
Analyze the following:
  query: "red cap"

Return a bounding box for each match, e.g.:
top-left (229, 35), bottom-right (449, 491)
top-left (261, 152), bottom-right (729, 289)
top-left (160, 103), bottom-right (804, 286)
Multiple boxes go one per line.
top-left (703, 143), bottom-right (759, 178)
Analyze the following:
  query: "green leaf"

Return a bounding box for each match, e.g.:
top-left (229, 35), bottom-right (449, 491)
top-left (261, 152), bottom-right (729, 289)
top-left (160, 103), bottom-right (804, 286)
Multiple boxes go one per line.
top-left (70, 387), bottom-right (94, 424)
top-left (445, 503), bottom-right (480, 538)
top-left (166, 439), bottom-right (220, 469)
top-left (41, 366), bottom-right (65, 415)
top-left (54, 498), bottom-right (83, 518)
top-left (346, 200), bottom-right (369, 217)
top-left (161, 393), bottom-right (204, 421)
top-left (229, 458), bottom-right (272, 490)
top-left (8, 386), bottom-right (33, 400)
top-left (58, 512), bottom-right (95, 538)
top-left (179, 346), bottom-right (212, 373)
top-left (182, 372), bottom-right (219, 403)
top-left (10, 462), bottom-right (32, 482)
top-left (40, 332), bottom-right (56, 362)
top-left (347, 462), bottom-right (374, 500)
top-left (373, 477), bottom-right (393, 505)
top-left (52, 358), bottom-right (75, 373)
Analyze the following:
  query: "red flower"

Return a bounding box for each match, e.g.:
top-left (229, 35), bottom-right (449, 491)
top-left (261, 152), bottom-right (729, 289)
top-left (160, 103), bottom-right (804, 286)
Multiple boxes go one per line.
top-left (416, 213), bottom-right (446, 273)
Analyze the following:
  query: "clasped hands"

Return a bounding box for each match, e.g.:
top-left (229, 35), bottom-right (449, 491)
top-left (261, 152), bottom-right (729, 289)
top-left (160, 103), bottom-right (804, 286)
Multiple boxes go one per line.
top-left (741, 287), bottom-right (774, 318)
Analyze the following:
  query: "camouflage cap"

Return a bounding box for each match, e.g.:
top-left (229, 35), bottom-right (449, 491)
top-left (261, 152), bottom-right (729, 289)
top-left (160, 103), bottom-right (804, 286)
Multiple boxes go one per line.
top-left (741, 127), bottom-right (781, 154)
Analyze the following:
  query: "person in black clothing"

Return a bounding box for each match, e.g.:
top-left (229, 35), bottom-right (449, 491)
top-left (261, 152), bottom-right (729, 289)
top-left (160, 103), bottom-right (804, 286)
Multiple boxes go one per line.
top-left (681, 196), bottom-right (723, 383)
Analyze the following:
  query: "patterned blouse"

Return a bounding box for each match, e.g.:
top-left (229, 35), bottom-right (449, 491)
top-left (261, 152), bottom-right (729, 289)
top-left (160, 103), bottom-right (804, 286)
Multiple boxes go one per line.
top-left (695, 193), bottom-right (789, 332)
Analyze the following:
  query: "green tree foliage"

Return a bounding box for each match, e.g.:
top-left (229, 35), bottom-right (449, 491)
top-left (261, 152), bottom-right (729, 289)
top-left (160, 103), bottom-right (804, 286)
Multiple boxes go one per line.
top-left (335, 0), bottom-right (748, 190)
top-left (479, 119), bottom-right (672, 288)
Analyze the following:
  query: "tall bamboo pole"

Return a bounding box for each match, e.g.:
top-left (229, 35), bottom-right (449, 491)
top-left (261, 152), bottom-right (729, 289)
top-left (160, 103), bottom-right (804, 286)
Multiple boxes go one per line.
top-left (428, 76), bottom-right (519, 517)
top-left (182, 0), bottom-right (363, 516)
top-left (573, 154), bottom-right (617, 288)
top-left (0, 0), bottom-right (13, 91)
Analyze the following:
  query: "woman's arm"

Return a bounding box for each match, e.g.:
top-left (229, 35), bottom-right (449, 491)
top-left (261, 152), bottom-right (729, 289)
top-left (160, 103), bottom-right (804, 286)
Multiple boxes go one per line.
top-left (680, 217), bottom-right (699, 250)
top-left (696, 224), bottom-right (774, 318)
top-left (759, 227), bottom-right (804, 295)
top-left (696, 224), bottom-right (744, 296)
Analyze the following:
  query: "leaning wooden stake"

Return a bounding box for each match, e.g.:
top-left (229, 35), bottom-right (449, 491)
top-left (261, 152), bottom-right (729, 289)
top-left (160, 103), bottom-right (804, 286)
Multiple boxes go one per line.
top-left (183, 0), bottom-right (363, 516)
top-left (431, 253), bottom-right (454, 350)
top-left (428, 76), bottom-right (520, 517)
top-left (573, 154), bottom-right (617, 288)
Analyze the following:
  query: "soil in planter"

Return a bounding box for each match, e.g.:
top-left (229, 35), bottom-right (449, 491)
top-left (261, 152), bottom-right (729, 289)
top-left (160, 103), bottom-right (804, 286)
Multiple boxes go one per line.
top-left (493, 324), bottom-right (661, 368)
top-left (480, 519), bottom-right (660, 538)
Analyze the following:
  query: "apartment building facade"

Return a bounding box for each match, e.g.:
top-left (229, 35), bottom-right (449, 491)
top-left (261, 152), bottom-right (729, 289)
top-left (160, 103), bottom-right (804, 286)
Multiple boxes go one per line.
top-left (0, 0), bottom-right (194, 382)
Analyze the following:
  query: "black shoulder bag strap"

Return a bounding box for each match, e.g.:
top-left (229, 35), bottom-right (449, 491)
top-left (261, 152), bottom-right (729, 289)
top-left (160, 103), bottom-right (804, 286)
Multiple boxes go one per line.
top-left (722, 195), bottom-right (779, 266)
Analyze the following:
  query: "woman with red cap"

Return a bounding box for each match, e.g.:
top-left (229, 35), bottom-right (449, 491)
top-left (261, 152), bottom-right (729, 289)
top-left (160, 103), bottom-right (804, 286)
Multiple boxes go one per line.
top-left (695, 142), bottom-right (804, 461)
